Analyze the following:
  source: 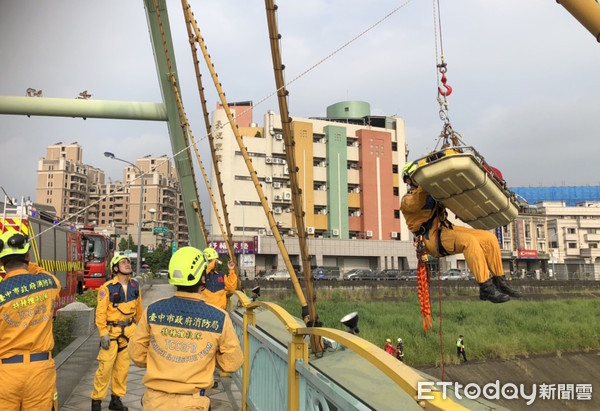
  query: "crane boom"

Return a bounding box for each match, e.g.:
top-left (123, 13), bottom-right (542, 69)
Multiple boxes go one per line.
top-left (558, 0), bottom-right (600, 42)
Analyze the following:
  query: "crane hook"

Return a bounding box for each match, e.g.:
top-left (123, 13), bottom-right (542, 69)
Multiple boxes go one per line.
top-left (438, 71), bottom-right (453, 97)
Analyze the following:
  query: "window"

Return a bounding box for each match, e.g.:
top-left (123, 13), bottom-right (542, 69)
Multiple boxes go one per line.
top-left (393, 187), bottom-right (399, 196)
top-left (392, 165), bottom-right (398, 173)
top-left (568, 242), bottom-right (577, 249)
top-left (568, 228), bottom-right (576, 234)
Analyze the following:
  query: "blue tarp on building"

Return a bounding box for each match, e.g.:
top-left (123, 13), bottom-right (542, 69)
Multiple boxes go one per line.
top-left (511, 186), bottom-right (600, 207)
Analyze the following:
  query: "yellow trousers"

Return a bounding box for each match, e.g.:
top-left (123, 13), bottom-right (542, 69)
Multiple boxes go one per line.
top-left (142, 388), bottom-right (211, 411)
top-left (425, 225), bottom-right (504, 283)
top-left (91, 339), bottom-right (132, 400)
top-left (0, 357), bottom-right (57, 410)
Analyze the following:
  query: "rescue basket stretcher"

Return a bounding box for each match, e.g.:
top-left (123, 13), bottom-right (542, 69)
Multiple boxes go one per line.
top-left (411, 147), bottom-right (521, 230)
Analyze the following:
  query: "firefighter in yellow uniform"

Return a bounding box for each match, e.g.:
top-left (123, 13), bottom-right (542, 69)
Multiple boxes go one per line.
top-left (0, 231), bottom-right (61, 410)
top-left (201, 247), bottom-right (238, 310)
top-left (130, 246), bottom-right (243, 411)
top-left (91, 255), bottom-right (143, 411)
top-left (400, 162), bottom-right (521, 303)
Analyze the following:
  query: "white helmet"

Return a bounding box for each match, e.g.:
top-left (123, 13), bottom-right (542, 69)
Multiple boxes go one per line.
top-left (397, 338), bottom-right (402, 343)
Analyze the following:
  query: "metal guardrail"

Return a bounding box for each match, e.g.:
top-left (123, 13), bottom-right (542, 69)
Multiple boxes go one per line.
top-left (227, 291), bottom-right (468, 411)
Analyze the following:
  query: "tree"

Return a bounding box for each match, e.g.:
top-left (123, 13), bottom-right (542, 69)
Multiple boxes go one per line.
top-left (143, 243), bottom-right (172, 271)
top-left (118, 234), bottom-right (135, 252)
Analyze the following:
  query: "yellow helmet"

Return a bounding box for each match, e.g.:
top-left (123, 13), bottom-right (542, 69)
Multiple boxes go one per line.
top-left (203, 247), bottom-right (219, 261)
top-left (386, 338), bottom-right (391, 343)
top-left (0, 231), bottom-right (30, 260)
top-left (110, 254), bottom-right (130, 273)
top-left (401, 161), bottom-right (418, 182)
top-left (169, 246), bottom-right (208, 287)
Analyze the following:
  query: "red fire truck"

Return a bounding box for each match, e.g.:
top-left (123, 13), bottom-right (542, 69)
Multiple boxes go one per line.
top-left (1, 208), bottom-right (114, 309)
top-left (1, 214), bottom-right (83, 311)
top-left (80, 226), bottom-right (114, 290)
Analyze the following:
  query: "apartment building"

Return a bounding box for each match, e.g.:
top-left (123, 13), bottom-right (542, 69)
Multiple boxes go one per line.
top-left (208, 101), bottom-right (416, 274)
top-left (36, 143), bottom-right (187, 248)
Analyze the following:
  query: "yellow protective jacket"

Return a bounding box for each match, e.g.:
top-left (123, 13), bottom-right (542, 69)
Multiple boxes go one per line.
top-left (96, 276), bottom-right (143, 339)
top-left (129, 291), bottom-right (243, 394)
top-left (400, 186), bottom-right (441, 234)
top-left (201, 264), bottom-right (238, 310)
top-left (0, 267), bottom-right (61, 359)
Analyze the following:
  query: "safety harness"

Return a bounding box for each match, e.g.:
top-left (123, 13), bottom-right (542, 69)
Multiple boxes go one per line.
top-left (412, 200), bottom-right (453, 257)
top-left (107, 317), bottom-right (135, 352)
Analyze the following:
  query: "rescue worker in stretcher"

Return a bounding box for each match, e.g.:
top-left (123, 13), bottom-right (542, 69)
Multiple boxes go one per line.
top-left (400, 162), bottom-right (522, 303)
top-left (91, 255), bottom-right (143, 411)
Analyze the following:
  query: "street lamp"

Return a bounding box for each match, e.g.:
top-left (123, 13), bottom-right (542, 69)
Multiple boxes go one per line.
top-left (104, 151), bottom-right (144, 277)
top-left (235, 200), bottom-right (245, 277)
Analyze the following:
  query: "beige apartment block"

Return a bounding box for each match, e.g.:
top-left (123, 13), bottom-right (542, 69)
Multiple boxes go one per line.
top-left (36, 143), bottom-right (187, 249)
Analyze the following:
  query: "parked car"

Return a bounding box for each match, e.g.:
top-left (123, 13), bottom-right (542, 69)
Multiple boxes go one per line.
top-left (440, 268), bottom-right (465, 280)
top-left (343, 268), bottom-right (374, 280)
top-left (157, 269), bottom-right (169, 278)
top-left (398, 269), bottom-right (418, 281)
top-left (263, 270), bottom-right (291, 281)
top-left (378, 269), bottom-right (401, 280)
top-left (311, 267), bottom-right (339, 280)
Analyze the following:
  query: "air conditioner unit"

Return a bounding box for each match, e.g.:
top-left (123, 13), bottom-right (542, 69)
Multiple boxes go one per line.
top-left (288, 230), bottom-right (294, 236)
top-left (319, 161), bottom-right (326, 167)
top-left (266, 157), bottom-right (273, 164)
top-left (265, 176), bottom-right (272, 183)
top-left (283, 192), bottom-right (292, 200)
top-left (284, 208), bottom-right (292, 213)
top-left (283, 166), bottom-right (289, 174)
top-left (319, 185), bottom-right (327, 191)
top-left (275, 133), bottom-right (283, 141)
top-left (319, 208), bottom-right (328, 215)
top-left (266, 230), bottom-right (273, 235)
top-left (258, 229), bottom-right (266, 235)
top-left (332, 228), bottom-right (340, 236)
top-left (274, 207), bottom-right (282, 214)
top-left (306, 227), bottom-right (315, 235)
top-left (391, 231), bottom-right (398, 239)
top-left (353, 210), bottom-right (361, 217)
top-left (366, 230), bottom-right (373, 238)
top-left (351, 141), bottom-right (359, 147)
top-left (273, 182), bottom-right (281, 189)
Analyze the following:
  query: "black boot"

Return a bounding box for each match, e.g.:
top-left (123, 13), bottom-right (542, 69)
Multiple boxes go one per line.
top-left (92, 399), bottom-right (102, 411)
top-left (493, 276), bottom-right (522, 298)
top-left (108, 395), bottom-right (128, 411)
top-left (479, 279), bottom-right (510, 303)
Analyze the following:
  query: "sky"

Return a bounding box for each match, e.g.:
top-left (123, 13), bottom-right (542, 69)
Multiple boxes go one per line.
top-left (1, 0), bottom-right (599, 213)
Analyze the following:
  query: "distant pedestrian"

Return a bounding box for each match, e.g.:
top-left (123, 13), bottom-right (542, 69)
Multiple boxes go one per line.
top-left (130, 246), bottom-right (243, 411)
top-left (396, 338), bottom-right (405, 362)
top-left (0, 231), bottom-right (61, 410)
top-left (384, 338), bottom-right (397, 356)
top-left (457, 335), bottom-right (467, 362)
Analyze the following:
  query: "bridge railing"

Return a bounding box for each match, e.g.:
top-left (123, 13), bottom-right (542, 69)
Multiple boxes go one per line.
top-left (227, 291), bottom-right (468, 411)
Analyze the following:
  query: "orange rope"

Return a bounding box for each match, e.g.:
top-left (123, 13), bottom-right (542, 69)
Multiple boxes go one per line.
top-left (415, 237), bottom-right (433, 332)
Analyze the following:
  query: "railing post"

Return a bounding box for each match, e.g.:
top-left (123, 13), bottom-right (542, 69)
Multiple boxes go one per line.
top-left (287, 334), bottom-right (308, 411)
top-left (242, 307), bottom-right (256, 411)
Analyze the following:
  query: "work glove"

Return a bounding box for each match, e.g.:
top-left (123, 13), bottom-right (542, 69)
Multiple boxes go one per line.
top-left (100, 335), bottom-right (111, 350)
